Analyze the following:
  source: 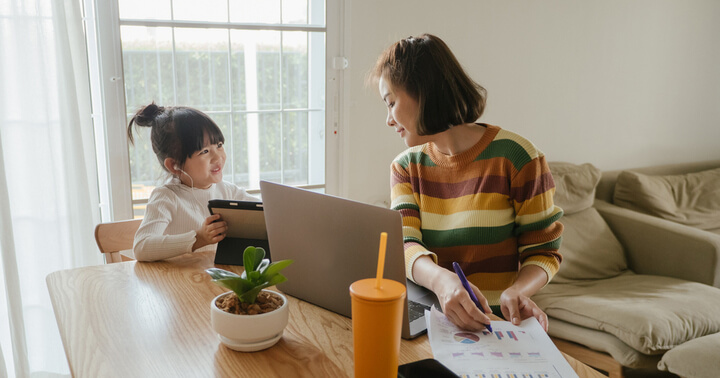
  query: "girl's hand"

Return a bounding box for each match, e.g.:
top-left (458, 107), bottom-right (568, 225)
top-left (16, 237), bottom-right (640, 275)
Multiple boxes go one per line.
top-left (432, 269), bottom-right (493, 331)
top-left (499, 287), bottom-right (548, 331)
top-left (193, 214), bottom-right (227, 251)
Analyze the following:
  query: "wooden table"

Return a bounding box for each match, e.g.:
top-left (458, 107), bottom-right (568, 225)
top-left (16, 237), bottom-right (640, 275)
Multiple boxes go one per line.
top-left (47, 252), bottom-right (603, 377)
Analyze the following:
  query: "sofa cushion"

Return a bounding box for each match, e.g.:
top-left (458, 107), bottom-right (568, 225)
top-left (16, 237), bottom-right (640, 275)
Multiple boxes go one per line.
top-left (533, 273), bottom-right (720, 355)
top-left (550, 162), bottom-right (601, 215)
top-left (548, 318), bottom-right (661, 369)
top-left (552, 207), bottom-right (627, 283)
top-left (613, 168), bottom-right (720, 234)
top-left (658, 332), bottom-right (720, 378)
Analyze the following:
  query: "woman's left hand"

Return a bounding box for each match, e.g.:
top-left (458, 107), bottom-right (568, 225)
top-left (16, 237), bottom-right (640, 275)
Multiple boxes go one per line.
top-left (499, 287), bottom-right (548, 332)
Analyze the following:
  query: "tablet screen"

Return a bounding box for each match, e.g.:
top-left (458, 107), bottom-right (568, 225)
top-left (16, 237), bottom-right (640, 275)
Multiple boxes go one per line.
top-left (208, 200), bottom-right (267, 240)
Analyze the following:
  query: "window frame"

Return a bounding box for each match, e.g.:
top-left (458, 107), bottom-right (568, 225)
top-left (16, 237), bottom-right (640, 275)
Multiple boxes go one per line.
top-left (88, 0), bottom-right (344, 221)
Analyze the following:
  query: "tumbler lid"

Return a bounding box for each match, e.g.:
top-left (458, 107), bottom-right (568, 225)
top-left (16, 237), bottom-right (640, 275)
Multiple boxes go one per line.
top-left (349, 278), bottom-right (406, 301)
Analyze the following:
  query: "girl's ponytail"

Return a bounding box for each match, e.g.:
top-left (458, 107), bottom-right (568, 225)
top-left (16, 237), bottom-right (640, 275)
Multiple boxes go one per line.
top-left (127, 102), bottom-right (166, 144)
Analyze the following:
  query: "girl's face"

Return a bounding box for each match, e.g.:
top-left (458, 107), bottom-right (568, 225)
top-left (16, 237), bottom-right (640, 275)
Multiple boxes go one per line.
top-left (178, 138), bottom-right (226, 189)
top-left (379, 76), bottom-right (430, 147)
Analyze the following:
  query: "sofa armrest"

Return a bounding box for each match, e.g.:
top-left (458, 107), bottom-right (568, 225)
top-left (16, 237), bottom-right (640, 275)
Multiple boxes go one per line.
top-left (594, 200), bottom-right (720, 287)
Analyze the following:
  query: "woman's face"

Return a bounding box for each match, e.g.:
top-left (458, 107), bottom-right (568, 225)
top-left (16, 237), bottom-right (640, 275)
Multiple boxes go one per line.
top-left (379, 76), bottom-right (430, 147)
top-left (178, 136), bottom-right (226, 189)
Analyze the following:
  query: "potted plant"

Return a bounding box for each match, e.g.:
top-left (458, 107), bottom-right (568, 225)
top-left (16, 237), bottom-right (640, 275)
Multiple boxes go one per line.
top-left (206, 246), bottom-right (293, 352)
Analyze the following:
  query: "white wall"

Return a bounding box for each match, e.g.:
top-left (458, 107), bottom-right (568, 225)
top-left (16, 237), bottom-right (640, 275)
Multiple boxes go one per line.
top-left (336, 0), bottom-right (720, 206)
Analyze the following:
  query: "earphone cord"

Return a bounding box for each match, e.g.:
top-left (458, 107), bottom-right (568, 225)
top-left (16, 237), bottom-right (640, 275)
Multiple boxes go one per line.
top-left (179, 170), bottom-right (210, 215)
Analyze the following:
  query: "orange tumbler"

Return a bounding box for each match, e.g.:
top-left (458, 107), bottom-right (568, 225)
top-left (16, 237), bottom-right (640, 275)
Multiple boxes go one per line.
top-left (349, 278), bottom-right (407, 378)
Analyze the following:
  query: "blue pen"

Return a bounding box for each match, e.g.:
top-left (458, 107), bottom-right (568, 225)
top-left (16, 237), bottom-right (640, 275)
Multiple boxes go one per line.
top-left (452, 262), bottom-right (493, 333)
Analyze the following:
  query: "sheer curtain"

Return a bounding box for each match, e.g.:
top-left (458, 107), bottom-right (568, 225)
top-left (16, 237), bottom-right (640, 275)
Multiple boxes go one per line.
top-left (0, 0), bottom-right (102, 376)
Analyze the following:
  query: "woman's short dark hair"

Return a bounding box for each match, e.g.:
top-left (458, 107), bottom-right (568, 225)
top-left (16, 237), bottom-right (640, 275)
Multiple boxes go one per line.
top-left (127, 103), bottom-right (225, 171)
top-left (369, 34), bottom-right (487, 136)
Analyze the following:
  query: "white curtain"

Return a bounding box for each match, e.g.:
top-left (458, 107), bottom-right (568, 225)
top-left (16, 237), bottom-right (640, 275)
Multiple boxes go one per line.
top-left (0, 0), bottom-right (102, 377)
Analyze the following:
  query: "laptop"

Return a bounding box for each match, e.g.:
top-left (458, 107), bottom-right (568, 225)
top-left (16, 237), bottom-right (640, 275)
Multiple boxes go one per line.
top-left (260, 181), bottom-right (440, 339)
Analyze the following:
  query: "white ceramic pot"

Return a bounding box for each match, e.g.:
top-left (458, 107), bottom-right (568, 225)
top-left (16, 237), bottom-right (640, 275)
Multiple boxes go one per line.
top-left (210, 290), bottom-right (289, 352)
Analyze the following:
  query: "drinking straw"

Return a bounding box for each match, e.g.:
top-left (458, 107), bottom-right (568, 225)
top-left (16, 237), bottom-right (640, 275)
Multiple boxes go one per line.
top-left (375, 232), bottom-right (388, 289)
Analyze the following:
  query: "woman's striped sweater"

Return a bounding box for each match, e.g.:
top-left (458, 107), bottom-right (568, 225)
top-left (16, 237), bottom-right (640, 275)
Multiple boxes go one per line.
top-left (390, 124), bottom-right (564, 305)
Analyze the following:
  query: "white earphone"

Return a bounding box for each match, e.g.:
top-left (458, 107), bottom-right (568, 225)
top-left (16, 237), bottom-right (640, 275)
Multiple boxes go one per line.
top-left (174, 164), bottom-right (208, 214)
top-left (175, 164), bottom-right (194, 185)
top-left (176, 165), bottom-right (192, 179)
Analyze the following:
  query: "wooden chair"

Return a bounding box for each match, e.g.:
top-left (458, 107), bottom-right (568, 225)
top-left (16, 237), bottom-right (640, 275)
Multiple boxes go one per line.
top-left (94, 219), bottom-right (142, 263)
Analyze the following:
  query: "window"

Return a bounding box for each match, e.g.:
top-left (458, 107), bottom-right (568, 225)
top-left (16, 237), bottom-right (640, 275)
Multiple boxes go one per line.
top-left (89, 0), bottom-right (340, 220)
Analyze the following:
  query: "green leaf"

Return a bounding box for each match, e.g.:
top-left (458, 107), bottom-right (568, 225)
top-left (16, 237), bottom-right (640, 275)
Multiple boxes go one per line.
top-left (256, 259), bottom-right (270, 273)
top-left (243, 246), bottom-right (265, 273)
top-left (205, 268), bottom-right (241, 280)
top-left (248, 270), bottom-right (261, 282)
top-left (237, 274), bottom-right (287, 303)
top-left (265, 273), bottom-right (288, 287)
top-left (239, 287), bottom-right (264, 304)
top-left (213, 277), bottom-right (253, 296)
top-left (262, 259), bottom-right (293, 277)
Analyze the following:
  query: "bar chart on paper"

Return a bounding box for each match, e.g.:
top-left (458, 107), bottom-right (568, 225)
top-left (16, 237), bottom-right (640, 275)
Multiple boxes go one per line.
top-left (426, 308), bottom-right (578, 378)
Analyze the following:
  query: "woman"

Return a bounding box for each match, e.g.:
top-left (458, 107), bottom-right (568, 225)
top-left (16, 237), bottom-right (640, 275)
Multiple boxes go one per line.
top-left (370, 34), bottom-right (563, 332)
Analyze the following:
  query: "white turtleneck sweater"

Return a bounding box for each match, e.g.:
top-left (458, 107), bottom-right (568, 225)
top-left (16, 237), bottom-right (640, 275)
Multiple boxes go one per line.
top-left (133, 177), bottom-right (258, 261)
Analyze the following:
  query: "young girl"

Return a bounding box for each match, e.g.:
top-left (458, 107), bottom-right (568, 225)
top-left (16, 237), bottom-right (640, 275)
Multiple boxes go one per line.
top-left (128, 103), bottom-right (258, 261)
top-left (370, 34), bottom-right (563, 332)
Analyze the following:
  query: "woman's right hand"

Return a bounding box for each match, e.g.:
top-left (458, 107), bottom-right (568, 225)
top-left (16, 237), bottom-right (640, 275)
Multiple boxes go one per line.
top-left (413, 256), bottom-right (492, 331)
top-left (193, 214), bottom-right (227, 251)
top-left (432, 269), bottom-right (493, 331)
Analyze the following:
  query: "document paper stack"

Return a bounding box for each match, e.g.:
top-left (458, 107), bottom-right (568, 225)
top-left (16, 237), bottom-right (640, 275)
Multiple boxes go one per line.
top-left (426, 307), bottom-right (578, 378)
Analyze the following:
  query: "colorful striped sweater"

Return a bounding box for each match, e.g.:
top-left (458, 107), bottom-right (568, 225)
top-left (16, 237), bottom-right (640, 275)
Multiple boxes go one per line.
top-left (390, 124), bottom-right (563, 306)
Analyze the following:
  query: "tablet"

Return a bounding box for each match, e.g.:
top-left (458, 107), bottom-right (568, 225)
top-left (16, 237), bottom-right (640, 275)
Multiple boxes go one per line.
top-left (208, 200), bottom-right (271, 265)
top-left (398, 359), bottom-right (459, 378)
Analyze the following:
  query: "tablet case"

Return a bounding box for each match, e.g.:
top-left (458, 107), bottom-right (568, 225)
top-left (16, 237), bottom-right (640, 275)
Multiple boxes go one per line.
top-left (397, 359), bottom-right (459, 378)
top-left (208, 200), bottom-right (271, 265)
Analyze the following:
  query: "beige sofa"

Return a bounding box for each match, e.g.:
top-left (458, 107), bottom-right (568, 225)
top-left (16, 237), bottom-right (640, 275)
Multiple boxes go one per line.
top-left (597, 160), bottom-right (720, 288)
top-left (532, 162), bottom-right (720, 378)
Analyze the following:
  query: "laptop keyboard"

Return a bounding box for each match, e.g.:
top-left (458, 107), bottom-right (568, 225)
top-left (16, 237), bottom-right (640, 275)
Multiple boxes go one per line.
top-left (408, 300), bottom-right (432, 322)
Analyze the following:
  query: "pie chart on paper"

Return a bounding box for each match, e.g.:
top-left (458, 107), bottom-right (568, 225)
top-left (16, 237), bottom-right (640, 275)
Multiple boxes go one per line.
top-left (453, 332), bottom-right (480, 344)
